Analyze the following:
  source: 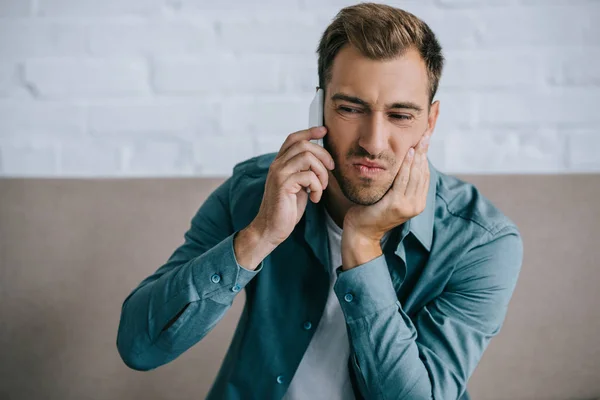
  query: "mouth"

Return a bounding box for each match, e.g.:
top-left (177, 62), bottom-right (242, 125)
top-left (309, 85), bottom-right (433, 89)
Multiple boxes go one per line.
top-left (353, 163), bottom-right (386, 177)
top-left (353, 159), bottom-right (386, 169)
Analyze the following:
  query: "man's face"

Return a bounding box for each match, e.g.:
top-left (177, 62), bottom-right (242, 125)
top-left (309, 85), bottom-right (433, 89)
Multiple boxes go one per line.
top-left (324, 44), bottom-right (439, 206)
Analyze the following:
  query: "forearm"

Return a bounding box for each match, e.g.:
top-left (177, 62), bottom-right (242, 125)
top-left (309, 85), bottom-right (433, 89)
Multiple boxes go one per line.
top-left (334, 255), bottom-right (433, 399)
top-left (117, 232), bottom-right (262, 371)
top-left (335, 226), bottom-right (524, 399)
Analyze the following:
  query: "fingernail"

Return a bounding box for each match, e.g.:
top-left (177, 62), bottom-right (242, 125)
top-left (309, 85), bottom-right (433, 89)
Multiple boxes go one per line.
top-left (317, 126), bottom-right (326, 133)
top-left (408, 148), bottom-right (415, 157)
top-left (421, 136), bottom-right (430, 148)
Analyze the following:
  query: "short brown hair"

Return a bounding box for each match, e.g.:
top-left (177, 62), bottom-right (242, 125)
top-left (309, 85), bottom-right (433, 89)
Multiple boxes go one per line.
top-left (317, 2), bottom-right (444, 104)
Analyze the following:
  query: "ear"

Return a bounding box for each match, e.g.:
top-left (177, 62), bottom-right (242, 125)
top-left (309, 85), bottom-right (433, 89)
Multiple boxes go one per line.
top-left (426, 100), bottom-right (440, 137)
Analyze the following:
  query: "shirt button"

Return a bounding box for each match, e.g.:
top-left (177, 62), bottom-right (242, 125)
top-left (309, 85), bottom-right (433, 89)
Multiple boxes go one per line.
top-left (210, 274), bottom-right (221, 284)
top-left (231, 284), bottom-right (241, 292)
top-left (344, 293), bottom-right (354, 303)
top-left (276, 375), bottom-right (284, 384)
top-left (303, 321), bottom-right (312, 330)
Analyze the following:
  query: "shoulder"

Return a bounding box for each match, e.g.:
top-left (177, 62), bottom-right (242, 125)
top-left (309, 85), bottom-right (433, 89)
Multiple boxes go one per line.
top-left (232, 152), bottom-right (277, 178)
top-left (431, 169), bottom-right (524, 289)
top-left (433, 168), bottom-right (522, 246)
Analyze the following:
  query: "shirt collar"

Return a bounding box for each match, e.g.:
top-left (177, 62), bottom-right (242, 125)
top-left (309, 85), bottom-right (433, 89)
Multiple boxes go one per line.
top-left (398, 157), bottom-right (437, 253)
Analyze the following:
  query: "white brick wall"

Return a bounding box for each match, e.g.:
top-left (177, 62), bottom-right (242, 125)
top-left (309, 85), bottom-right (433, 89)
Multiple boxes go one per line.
top-left (0, 0), bottom-right (598, 176)
top-left (24, 58), bottom-right (151, 98)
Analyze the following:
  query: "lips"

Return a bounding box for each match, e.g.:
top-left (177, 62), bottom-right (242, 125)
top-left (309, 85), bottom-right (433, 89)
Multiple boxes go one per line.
top-left (353, 159), bottom-right (386, 169)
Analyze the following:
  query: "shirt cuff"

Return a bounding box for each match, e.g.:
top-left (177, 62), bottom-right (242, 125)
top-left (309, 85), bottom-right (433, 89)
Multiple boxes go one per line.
top-left (191, 230), bottom-right (263, 303)
top-left (333, 254), bottom-right (398, 322)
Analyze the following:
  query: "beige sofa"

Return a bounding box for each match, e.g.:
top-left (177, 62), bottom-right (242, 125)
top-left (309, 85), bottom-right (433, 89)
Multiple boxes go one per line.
top-left (1, 173), bottom-right (599, 400)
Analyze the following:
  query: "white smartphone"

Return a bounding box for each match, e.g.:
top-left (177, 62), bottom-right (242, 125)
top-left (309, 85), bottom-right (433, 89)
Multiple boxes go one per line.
top-left (306, 88), bottom-right (324, 194)
top-left (308, 88), bottom-right (324, 147)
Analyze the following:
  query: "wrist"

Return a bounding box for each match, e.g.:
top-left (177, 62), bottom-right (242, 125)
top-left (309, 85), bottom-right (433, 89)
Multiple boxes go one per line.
top-left (248, 219), bottom-right (281, 248)
top-left (341, 231), bottom-right (382, 271)
top-left (234, 223), bottom-right (278, 271)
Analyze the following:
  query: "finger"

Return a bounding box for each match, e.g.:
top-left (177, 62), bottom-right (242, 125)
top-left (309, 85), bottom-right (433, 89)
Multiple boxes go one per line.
top-left (415, 133), bottom-right (431, 194)
top-left (279, 126), bottom-right (327, 156)
top-left (408, 134), bottom-right (430, 196)
top-left (415, 151), bottom-right (430, 195)
top-left (419, 163), bottom-right (430, 199)
top-left (393, 146), bottom-right (415, 193)
top-left (405, 151), bottom-right (423, 197)
top-left (279, 137), bottom-right (335, 172)
top-left (416, 133), bottom-right (430, 159)
top-left (283, 170), bottom-right (323, 202)
top-left (281, 151), bottom-right (329, 192)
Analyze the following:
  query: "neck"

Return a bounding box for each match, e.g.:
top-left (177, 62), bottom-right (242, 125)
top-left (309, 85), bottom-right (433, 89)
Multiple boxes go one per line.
top-left (322, 170), bottom-right (353, 231)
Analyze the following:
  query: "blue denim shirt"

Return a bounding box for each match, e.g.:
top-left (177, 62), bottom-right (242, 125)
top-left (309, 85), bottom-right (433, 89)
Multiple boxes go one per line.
top-left (117, 153), bottom-right (523, 400)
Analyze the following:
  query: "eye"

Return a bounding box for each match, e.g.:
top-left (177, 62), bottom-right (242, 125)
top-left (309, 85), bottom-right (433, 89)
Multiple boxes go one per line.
top-left (389, 114), bottom-right (412, 121)
top-left (338, 106), bottom-right (362, 114)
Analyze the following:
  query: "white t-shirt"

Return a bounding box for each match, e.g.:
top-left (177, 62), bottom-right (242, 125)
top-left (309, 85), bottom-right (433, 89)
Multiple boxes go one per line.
top-left (283, 208), bottom-right (392, 400)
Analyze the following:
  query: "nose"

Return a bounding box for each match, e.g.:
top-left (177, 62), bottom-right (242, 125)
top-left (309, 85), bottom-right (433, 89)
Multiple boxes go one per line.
top-left (357, 111), bottom-right (388, 157)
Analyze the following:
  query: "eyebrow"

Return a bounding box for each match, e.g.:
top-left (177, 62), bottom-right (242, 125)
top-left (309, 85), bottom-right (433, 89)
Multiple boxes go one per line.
top-left (330, 92), bottom-right (424, 113)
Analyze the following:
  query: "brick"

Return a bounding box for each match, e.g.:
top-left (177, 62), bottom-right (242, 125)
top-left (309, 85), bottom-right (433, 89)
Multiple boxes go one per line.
top-left (0, 102), bottom-right (85, 136)
top-left (0, 62), bottom-right (29, 98)
top-left (152, 55), bottom-right (280, 94)
top-left (303, 0), bottom-right (434, 9)
top-left (36, 0), bottom-right (164, 16)
top-left (24, 58), bottom-right (150, 99)
top-left (477, 89), bottom-right (600, 126)
top-left (0, 21), bottom-right (87, 59)
top-left (477, 4), bottom-right (598, 46)
top-left (440, 49), bottom-right (542, 89)
top-left (192, 135), bottom-right (255, 176)
top-left (0, 0), bottom-right (31, 17)
top-left (88, 20), bottom-right (216, 56)
top-left (566, 130), bottom-right (600, 172)
top-left (425, 135), bottom-right (446, 171)
top-left (584, 11), bottom-right (600, 44)
top-left (220, 96), bottom-right (310, 136)
top-left (255, 134), bottom-right (287, 156)
top-left (58, 139), bottom-right (122, 176)
top-left (416, 8), bottom-right (480, 49)
top-left (0, 142), bottom-right (58, 176)
top-left (445, 129), bottom-right (566, 173)
top-left (174, 0), bottom-right (296, 11)
top-left (218, 15), bottom-right (322, 54)
top-left (125, 139), bottom-right (195, 176)
top-left (519, 0), bottom-right (600, 5)
top-left (88, 99), bottom-right (220, 136)
top-left (546, 48), bottom-right (600, 86)
top-left (434, 0), bottom-right (512, 7)
top-left (429, 90), bottom-right (477, 135)
top-left (279, 56), bottom-right (319, 93)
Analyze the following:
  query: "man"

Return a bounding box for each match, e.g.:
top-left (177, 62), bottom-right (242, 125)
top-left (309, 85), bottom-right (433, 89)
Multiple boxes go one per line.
top-left (117, 3), bottom-right (523, 399)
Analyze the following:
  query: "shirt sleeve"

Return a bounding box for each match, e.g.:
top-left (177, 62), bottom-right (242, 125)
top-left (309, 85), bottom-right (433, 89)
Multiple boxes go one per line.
top-left (116, 175), bottom-right (263, 371)
top-left (333, 226), bottom-right (523, 400)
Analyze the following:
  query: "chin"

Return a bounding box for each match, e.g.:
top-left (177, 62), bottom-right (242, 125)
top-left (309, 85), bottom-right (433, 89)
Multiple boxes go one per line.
top-left (346, 192), bottom-right (383, 206)
top-left (334, 167), bottom-right (390, 206)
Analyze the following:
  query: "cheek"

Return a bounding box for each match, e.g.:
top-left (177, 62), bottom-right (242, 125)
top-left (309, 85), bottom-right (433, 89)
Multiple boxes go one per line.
top-left (328, 112), bottom-right (358, 133)
top-left (392, 130), bottom-right (423, 154)
top-left (326, 122), bottom-right (358, 154)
